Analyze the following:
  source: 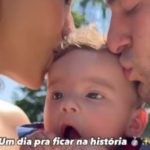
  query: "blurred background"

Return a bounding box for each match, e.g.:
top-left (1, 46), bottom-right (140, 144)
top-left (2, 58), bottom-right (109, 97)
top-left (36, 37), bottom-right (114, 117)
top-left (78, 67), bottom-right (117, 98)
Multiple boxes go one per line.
top-left (0, 0), bottom-right (149, 137)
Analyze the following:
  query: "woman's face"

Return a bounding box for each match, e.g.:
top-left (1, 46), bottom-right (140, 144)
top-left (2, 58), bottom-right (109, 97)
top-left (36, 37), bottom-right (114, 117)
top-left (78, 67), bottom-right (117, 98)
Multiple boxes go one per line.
top-left (0, 0), bottom-right (71, 88)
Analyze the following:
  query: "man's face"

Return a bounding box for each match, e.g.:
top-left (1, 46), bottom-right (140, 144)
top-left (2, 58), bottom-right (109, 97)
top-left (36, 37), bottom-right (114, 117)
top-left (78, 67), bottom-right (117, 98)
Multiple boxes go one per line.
top-left (44, 49), bottom-right (138, 140)
top-left (107, 0), bottom-right (150, 102)
top-left (0, 0), bottom-right (71, 88)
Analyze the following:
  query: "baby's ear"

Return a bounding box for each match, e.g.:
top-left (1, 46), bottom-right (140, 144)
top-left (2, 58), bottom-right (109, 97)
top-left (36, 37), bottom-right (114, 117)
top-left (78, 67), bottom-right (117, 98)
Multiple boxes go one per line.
top-left (125, 108), bottom-right (148, 137)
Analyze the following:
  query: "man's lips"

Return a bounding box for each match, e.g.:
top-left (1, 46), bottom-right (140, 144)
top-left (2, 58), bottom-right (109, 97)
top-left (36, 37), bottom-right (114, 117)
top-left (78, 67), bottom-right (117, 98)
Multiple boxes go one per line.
top-left (137, 82), bottom-right (150, 102)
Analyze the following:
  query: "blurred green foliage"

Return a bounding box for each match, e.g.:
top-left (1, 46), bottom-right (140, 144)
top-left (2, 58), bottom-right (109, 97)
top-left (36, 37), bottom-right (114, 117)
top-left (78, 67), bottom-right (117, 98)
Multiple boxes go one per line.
top-left (72, 11), bottom-right (85, 28)
top-left (15, 85), bottom-right (46, 122)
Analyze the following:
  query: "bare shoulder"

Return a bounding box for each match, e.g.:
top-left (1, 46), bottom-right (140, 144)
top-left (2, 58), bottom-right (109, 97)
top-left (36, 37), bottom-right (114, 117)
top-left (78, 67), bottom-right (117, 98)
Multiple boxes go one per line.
top-left (0, 100), bottom-right (30, 150)
top-left (0, 100), bottom-right (30, 123)
top-left (0, 100), bottom-right (30, 137)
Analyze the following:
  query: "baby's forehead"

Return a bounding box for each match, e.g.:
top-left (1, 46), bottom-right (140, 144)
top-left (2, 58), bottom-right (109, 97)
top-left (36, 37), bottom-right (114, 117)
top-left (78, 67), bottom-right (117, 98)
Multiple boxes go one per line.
top-left (49, 47), bottom-right (139, 103)
top-left (50, 47), bottom-right (122, 82)
top-left (53, 46), bottom-right (118, 65)
top-left (50, 47), bottom-right (123, 83)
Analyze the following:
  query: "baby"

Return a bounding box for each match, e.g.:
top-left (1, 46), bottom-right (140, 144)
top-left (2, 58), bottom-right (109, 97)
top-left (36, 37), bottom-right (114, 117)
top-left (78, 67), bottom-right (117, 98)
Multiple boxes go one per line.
top-left (43, 25), bottom-right (148, 149)
top-left (19, 25), bottom-right (148, 150)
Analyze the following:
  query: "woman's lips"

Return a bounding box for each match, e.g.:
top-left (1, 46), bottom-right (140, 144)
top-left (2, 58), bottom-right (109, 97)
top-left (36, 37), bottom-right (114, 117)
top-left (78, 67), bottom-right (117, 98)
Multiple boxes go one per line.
top-left (122, 67), bottom-right (133, 80)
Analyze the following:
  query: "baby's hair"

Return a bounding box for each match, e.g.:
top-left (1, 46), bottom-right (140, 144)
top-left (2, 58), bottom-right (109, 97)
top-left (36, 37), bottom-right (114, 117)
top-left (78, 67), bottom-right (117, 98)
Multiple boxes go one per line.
top-left (54, 44), bottom-right (107, 62)
top-left (54, 23), bottom-right (106, 61)
top-left (61, 23), bottom-right (105, 49)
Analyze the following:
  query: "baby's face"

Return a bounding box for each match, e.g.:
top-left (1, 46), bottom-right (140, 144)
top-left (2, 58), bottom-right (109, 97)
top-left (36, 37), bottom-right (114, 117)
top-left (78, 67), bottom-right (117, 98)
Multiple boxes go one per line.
top-left (44, 49), bottom-right (138, 139)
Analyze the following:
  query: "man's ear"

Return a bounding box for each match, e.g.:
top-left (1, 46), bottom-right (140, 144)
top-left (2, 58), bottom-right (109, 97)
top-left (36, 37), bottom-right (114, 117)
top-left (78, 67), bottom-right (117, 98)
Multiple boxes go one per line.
top-left (125, 108), bottom-right (148, 137)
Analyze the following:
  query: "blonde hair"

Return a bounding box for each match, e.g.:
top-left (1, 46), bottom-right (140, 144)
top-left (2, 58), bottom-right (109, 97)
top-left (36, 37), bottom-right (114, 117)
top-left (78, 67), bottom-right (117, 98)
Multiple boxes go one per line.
top-left (55, 23), bottom-right (105, 51)
top-left (53, 23), bottom-right (106, 61)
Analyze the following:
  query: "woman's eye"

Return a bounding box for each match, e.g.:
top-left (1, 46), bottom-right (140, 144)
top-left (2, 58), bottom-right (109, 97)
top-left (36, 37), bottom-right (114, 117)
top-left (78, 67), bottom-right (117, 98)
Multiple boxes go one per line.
top-left (64, 0), bottom-right (72, 5)
top-left (86, 92), bottom-right (103, 100)
top-left (52, 92), bottom-right (63, 100)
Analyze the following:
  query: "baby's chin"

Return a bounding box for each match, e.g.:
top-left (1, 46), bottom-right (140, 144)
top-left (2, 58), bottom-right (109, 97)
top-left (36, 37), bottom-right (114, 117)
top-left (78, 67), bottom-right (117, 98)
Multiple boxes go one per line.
top-left (51, 145), bottom-right (110, 150)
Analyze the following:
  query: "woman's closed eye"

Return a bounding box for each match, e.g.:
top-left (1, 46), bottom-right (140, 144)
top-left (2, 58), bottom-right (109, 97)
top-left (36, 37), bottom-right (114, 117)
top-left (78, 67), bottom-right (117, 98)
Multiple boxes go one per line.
top-left (86, 92), bottom-right (103, 100)
top-left (52, 91), bottom-right (64, 100)
top-left (64, 0), bottom-right (72, 5)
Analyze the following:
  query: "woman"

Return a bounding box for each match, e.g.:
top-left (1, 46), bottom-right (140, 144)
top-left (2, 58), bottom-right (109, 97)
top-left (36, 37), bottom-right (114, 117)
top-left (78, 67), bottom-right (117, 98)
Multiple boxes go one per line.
top-left (0, 0), bottom-right (73, 149)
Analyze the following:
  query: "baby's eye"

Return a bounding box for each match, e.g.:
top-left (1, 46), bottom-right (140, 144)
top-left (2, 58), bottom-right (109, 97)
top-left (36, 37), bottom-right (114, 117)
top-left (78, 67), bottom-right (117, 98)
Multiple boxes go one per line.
top-left (86, 92), bottom-right (103, 100)
top-left (52, 92), bottom-right (63, 100)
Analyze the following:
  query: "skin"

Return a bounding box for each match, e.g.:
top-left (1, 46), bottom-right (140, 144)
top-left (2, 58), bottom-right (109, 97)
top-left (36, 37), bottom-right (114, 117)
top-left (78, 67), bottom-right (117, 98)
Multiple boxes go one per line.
top-left (20, 130), bottom-right (108, 150)
top-left (0, 100), bottom-right (30, 150)
top-left (44, 49), bottom-right (144, 142)
top-left (107, 0), bottom-right (150, 102)
top-left (0, 0), bottom-right (73, 89)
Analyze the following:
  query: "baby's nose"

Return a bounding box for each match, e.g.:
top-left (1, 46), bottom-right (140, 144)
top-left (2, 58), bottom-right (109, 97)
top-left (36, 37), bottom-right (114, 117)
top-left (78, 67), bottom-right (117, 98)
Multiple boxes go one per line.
top-left (60, 98), bottom-right (80, 113)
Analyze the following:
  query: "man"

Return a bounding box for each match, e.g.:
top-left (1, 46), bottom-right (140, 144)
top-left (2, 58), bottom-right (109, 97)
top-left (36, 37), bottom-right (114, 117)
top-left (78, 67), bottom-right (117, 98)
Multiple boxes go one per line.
top-left (106, 0), bottom-right (150, 103)
top-left (107, 1), bottom-right (150, 149)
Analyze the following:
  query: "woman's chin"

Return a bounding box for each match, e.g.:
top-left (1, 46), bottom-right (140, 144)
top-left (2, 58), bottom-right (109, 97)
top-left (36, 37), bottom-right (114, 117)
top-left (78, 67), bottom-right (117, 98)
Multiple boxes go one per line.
top-left (138, 83), bottom-right (150, 102)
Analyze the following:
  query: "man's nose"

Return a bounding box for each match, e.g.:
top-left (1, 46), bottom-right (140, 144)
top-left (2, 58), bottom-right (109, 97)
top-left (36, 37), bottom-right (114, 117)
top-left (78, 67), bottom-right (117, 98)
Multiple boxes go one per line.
top-left (60, 98), bottom-right (80, 113)
top-left (107, 15), bottom-right (132, 54)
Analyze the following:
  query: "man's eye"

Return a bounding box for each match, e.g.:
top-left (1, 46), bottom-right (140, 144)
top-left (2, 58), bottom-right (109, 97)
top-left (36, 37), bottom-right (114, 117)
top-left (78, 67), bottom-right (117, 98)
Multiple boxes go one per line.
top-left (125, 3), bottom-right (141, 16)
top-left (86, 92), bottom-right (103, 100)
top-left (52, 92), bottom-right (63, 100)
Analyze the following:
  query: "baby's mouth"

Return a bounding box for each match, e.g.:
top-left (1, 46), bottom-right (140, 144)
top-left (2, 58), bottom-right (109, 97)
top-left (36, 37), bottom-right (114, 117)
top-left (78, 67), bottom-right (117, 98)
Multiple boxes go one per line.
top-left (62, 126), bottom-right (81, 139)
